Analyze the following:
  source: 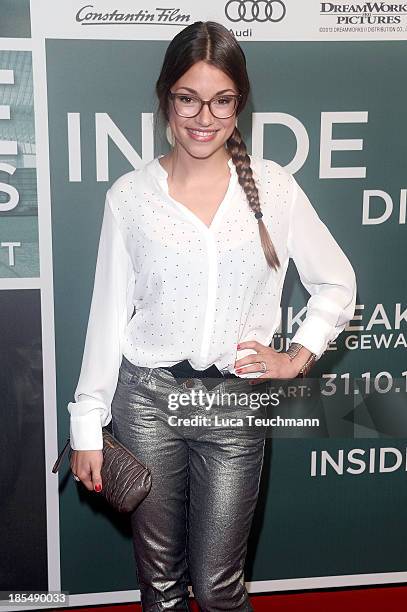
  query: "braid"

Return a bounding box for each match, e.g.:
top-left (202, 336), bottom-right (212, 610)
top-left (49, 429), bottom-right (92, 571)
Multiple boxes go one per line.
top-left (226, 126), bottom-right (281, 271)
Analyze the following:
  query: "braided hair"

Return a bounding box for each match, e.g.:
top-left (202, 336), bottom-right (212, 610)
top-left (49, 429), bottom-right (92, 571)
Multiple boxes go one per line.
top-left (155, 20), bottom-right (281, 271)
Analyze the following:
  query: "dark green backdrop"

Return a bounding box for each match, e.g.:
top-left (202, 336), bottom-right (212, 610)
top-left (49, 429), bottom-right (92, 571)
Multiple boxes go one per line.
top-left (46, 39), bottom-right (407, 593)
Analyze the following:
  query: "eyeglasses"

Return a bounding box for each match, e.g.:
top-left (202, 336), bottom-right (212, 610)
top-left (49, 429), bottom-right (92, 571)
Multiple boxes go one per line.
top-left (168, 92), bottom-right (242, 119)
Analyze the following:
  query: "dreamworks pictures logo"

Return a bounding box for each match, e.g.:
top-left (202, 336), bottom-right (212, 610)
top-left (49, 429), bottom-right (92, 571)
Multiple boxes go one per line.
top-left (320, 2), bottom-right (407, 26)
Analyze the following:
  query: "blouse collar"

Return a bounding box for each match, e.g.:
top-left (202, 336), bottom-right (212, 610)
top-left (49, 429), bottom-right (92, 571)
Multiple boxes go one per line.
top-left (147, 155), bottom-right (238, 233)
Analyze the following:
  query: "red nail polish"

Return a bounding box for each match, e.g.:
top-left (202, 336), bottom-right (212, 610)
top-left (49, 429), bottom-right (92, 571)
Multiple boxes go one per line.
top-left (94, 484), bottom-right (102, 492)
top-left (235, 368), bottom-right (242, 374)
top-left (237, 344), bottom-right (241, 349)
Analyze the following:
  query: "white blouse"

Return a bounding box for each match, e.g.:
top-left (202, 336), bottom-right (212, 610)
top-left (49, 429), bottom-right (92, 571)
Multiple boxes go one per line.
top-left (67, 154), bottom-right (357, 450)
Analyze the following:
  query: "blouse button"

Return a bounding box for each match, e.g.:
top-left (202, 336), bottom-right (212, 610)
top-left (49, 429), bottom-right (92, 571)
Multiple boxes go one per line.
top-left (184, 379), bottom-right (195, 388)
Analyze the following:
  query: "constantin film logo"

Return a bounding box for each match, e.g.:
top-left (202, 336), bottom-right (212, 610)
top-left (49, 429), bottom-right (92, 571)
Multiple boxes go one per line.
top-left (76, 4), bottom-right (191, 25)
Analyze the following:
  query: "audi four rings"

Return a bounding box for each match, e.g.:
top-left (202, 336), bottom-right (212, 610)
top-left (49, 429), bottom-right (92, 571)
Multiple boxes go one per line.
top-left (225, 0), bottom-right (286, 23)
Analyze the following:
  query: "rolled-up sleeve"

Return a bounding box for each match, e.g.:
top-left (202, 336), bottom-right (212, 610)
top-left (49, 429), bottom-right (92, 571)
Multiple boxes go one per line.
top-left (287, 174), bottom-right (357, 360)
top-left (67, 189), bottom-right (135, 450)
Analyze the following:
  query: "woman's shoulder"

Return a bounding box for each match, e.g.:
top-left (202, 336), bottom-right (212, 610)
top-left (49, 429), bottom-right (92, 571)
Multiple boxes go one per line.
top-left (107, 160), bottom-right (155, 201)
top-left (104, 161), bottom-right (158, 229)
top-left (248, 154), bottom-right (293, 193)
top-left (248, 154), bottom-right (291, 178)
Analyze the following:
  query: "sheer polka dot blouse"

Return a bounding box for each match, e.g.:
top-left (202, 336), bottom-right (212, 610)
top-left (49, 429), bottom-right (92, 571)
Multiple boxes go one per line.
top-left (67, 154), bottom-right (357, 450)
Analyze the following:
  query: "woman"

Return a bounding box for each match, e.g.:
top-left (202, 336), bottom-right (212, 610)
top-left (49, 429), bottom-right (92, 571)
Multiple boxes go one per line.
top-left (69, 21), bottom-right (357, 611)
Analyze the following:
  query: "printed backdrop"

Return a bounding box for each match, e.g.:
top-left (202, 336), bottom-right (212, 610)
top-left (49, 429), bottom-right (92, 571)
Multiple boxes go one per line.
top-left (0, 0), bottom-right (406, 609)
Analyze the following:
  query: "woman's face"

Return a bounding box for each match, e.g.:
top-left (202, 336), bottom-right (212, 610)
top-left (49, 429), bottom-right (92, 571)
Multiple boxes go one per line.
top-left (167, 60), bottom-right (238, 159)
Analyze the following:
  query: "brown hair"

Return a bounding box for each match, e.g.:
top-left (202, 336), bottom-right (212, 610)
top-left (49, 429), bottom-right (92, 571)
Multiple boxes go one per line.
top-left (155, 20), bottom-right (280, 271)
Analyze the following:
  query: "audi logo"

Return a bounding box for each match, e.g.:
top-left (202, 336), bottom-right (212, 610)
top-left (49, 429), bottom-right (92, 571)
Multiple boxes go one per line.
top-left (225, 0), bottom-right (286, 23)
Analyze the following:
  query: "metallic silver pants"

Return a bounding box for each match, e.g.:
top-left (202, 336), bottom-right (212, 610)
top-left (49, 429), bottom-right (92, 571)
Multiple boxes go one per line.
top-left (111, 356), bottom-right (267, 612)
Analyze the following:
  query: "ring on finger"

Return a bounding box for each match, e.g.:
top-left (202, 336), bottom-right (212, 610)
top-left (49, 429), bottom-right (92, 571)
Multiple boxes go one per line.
top-left (259, 361), bottom-right (267, 373)
top-left (72, 473), bottom-right (80, 482)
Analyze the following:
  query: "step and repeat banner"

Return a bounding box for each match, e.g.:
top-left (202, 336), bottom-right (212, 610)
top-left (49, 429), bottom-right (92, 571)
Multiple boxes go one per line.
top-left (1, 0), bottom-right (406, 609)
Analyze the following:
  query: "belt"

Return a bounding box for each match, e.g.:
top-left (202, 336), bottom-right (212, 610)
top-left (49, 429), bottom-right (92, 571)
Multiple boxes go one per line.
top-left (163, 359), bottom-right (239, 391)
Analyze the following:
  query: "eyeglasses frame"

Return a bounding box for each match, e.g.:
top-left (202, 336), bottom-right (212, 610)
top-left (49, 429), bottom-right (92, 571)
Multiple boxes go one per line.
top-left (168, 91), bottom-right (242, 119)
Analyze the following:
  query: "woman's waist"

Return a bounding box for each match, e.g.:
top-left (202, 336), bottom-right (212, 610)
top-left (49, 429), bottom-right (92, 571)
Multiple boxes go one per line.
top-left (161, 359), bottom-right (238, 380)
top-left (120, 354), bottom-right (270, 394)
top-left (121, 354), bottom-right (237, 380)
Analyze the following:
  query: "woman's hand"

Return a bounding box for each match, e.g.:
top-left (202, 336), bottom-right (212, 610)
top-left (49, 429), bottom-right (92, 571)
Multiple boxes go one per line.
top-left (70, 450), bottom-right (104, 493)
top-left (234, 341), bottom-right (305, 384)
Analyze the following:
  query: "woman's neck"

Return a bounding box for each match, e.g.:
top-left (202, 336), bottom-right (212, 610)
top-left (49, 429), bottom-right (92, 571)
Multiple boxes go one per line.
top-left (159, 147), bottom-right (232, 185)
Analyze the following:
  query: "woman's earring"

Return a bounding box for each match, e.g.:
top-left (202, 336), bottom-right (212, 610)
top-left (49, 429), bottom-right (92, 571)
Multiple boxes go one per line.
top-left (166, 123), bottom-right (175, 148)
